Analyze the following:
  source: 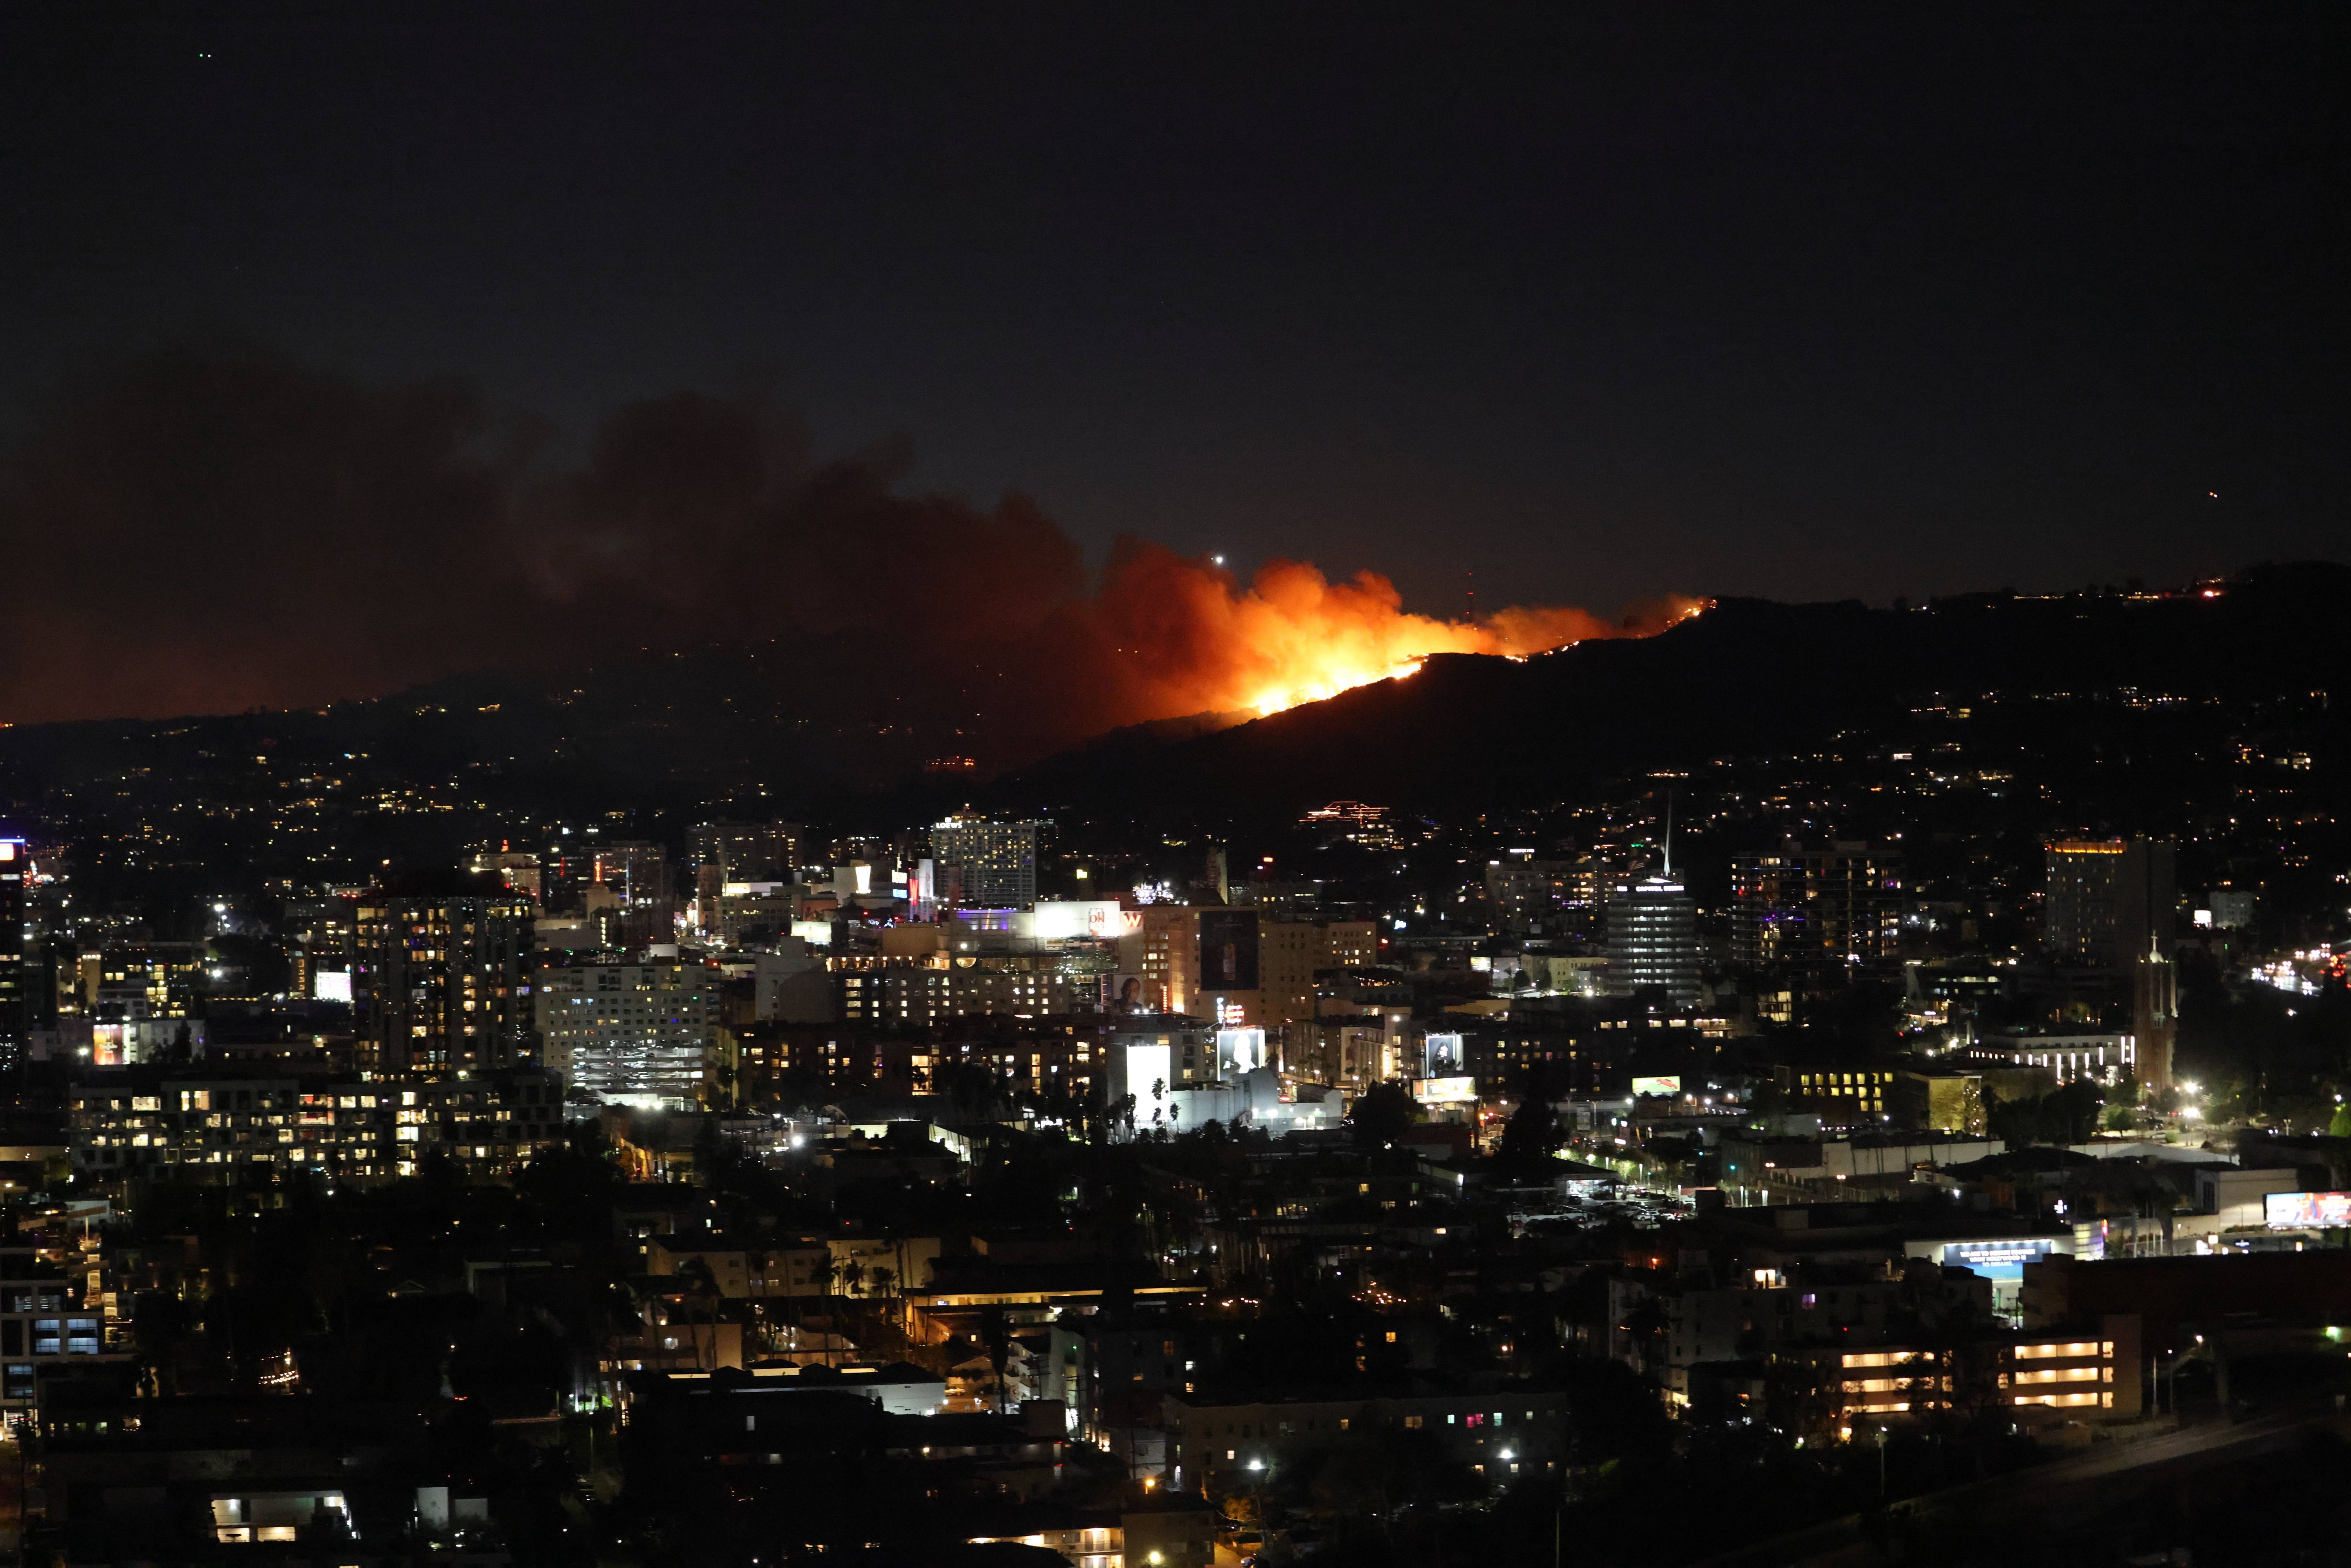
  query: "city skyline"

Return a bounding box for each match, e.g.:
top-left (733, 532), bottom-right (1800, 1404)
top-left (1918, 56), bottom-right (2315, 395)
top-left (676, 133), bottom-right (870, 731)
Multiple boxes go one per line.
top-left (0, 8), bottom-right (2345, 1567)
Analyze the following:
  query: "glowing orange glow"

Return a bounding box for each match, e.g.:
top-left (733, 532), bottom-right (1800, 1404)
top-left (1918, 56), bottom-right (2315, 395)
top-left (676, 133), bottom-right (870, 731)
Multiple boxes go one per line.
top-left (1088, 541), bottom-right (1706, 720)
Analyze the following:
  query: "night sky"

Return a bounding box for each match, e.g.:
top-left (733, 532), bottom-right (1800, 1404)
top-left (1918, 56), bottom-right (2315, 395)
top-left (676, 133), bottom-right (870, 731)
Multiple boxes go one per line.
top-left (1, 5), bottom-right (2345, 722)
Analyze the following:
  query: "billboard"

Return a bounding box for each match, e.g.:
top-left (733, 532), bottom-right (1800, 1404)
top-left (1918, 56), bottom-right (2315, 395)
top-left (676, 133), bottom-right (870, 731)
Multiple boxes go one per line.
top-left (1123, 1043), bottom-right (1174, 1124)
top-left (1414, 1076), bottom-right (1478, 1104)
top-left (1424, 1032), bottom-right (1464, 1073)
top-left (1198, 909), bottom-right (1261, 990)
top-left (2266, 1191), bottom-right (2351, 1228)
top-left (1032, 899), bottom-right (1142, 942)
top-left (1938, 1237), bottom-right (2063, 1280)
top-left (1632, 1075), bottom-right (1683, 1097)
top-left (1108, 972), bottom-right (1154, 1012)
top-left (1216, 1027), bottom-right (1267, 1077)
top-left (314, 970), bottom-right (354, 1003)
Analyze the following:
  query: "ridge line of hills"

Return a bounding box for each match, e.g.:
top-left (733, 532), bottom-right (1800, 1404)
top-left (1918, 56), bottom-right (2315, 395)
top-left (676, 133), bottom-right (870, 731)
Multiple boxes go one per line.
top-left (0, 561), bottom-right (2339, 900)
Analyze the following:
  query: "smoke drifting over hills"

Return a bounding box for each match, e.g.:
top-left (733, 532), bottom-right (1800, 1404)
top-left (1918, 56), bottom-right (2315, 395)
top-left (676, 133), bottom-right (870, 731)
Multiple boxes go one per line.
top-left (0, 349), bottom-right (1688, 764)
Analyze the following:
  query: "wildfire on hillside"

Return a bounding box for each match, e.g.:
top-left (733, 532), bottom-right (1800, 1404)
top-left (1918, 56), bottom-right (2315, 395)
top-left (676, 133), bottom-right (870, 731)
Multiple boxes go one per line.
top-left (1083, 543), bottom-right (1708, 720)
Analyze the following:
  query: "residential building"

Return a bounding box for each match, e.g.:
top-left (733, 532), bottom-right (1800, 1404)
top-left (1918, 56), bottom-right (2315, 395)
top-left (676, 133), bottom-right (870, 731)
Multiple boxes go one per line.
top-left (352, 885), bottom-right (535, 1074)
top-left (1793, 842), bottom-right (1906, 965)
top-left (0, 1246), bottom-right (134, 1422)
top-left (0, 840), bottom-right (25, 1070)
top-left (68, 1067), bottom-right (566, 1183)
top-left (536, 957), bottom-right (720, 1109)
top-left (1165, 1387), bottom-right (1567, 1494)
top-left (1734, 842), bottom-right (1905, 969)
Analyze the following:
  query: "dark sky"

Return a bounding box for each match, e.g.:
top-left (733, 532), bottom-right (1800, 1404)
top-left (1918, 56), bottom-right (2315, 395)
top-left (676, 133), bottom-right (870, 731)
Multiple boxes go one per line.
top-left (4, 4), bottom-right (2346, 622)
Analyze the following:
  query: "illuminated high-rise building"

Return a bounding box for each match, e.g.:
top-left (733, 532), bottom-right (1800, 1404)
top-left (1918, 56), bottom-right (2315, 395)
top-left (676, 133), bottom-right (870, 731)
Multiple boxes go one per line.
top-left (929, 816), bottom-right (1041, 909)
top-left (536, 956), bottom-right (717, 1109)
top-left (1730, 851), bottom-right (1803, 968)
top-left (1607, 877), bottom-right (1701, 1007)
top-left (2044, 838), bottom-right (2175, 967)
top-left (1794, 841), bottom-right (1904, 963)
top-left (0, 840), bottom-right (24, 1070)
top-left (1732, 842), bottom-right (1904, 969)
top-left (354, 884), bottom-right (536, 1074)
top-left (690, 821), bottom-right (802, 885)
top-left (1257, 917), bottom-right (1379, 1027)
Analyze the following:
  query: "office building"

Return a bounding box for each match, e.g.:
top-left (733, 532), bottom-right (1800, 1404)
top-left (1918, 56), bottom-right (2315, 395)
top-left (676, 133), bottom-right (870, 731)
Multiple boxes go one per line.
top-left (2043, 838), bottom-right (2175, 966)
top-left (2204, 888), bottom-right (2255, 930)
top-left (465, 849), bottom-right (543, 899)
top-left (1256, 917), bottom-right (1379, 1027)
top-left (584, 839), bottom-right (672, 911)
top-left (929, 817), bottom-right (1042, 909)
top-left (691, 821), bottom-right (802, 885)
top-left (1607, 878), bottom-right (1701, 1007)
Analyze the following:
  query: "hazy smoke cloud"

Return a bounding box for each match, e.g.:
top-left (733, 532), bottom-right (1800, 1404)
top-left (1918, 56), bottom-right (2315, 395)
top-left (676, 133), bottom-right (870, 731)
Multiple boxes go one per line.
top-left (0, 349), bottom-right (1683, 764)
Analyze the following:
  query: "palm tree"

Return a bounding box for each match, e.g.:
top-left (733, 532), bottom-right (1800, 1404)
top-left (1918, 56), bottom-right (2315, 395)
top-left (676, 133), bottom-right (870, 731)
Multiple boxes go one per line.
top-left (810, 1254), bottom-right (840, 1366)
top-left (674, 1258), bottom-right (721, 1370)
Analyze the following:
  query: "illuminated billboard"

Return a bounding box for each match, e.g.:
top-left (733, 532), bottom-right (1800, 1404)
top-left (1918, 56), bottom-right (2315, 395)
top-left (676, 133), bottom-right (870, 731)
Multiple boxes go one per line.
top-left (1632, 1076), bottom-right (1683, 1097)
top-left (315, 970), bottom-right (354, 1004)
top-left (1424, 1032), bottom-right (1464, 1073)
top-left (1414, 1076), bottom-right (1477, 1104)
top-left (1122, 1043), bottom-right (1173, 1117)
top-left (1216, 1027), bottom-right (1267, 1078)
top-left (1032, 900), bottom-right (1141, 942)
top-left (2266, 1191), bottom-right (2351, 1228)
top-left (1198, 910), bottom-right (1260, 990)
top-left (1938, 1237), bottom-right (2063, 1280)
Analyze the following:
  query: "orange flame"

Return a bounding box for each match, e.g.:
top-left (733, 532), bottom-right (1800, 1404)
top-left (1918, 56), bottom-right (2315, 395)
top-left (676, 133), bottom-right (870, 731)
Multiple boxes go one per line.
top-left (1089, 541), bottom-right (1706, 720)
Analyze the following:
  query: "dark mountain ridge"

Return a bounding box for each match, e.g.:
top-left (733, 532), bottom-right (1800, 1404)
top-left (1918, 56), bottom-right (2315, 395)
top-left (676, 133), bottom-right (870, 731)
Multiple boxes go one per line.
top-left (0, 563), bottom-right (2339, 903)
top-left (985, 562), bottom-right (2351, 830)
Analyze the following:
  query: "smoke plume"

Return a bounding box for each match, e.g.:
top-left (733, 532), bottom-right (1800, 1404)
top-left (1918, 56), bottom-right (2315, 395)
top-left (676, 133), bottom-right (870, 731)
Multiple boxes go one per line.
top-left (0, 349), bottom-right (1694, 765)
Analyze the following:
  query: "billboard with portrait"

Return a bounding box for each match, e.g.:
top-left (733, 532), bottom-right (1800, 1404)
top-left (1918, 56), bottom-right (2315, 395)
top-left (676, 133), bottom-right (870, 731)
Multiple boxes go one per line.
top-left (1217, 1027), bottom-right (1267, 1077)
top-left (1198, 909), bottom-right (1261, 990)
top-left (1424, 1032), bottom-right (1464, 1073)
